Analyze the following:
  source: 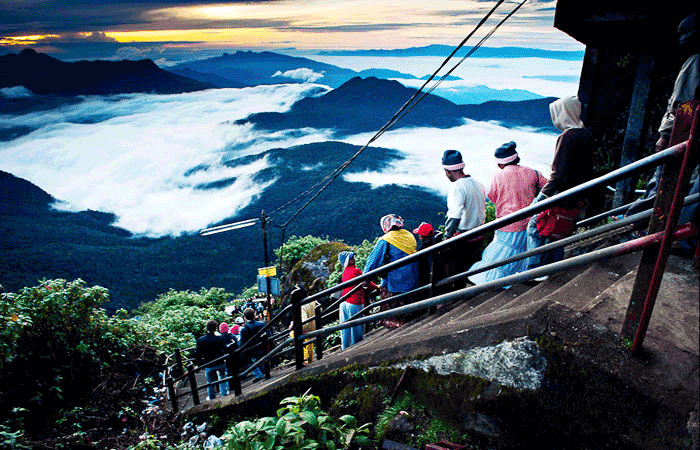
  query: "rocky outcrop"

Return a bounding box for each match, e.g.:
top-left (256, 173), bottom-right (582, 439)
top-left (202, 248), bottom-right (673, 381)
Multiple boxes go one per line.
top-left (279, 241), bottom-right (351, 312)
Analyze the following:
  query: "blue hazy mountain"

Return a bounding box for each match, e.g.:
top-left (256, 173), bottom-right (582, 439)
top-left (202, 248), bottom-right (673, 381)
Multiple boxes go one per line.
top-left (167, 50), bottom-right (545, 105)
top-left (318, 45), bottom-right (585, 61)
top-left (238, 76), bottom-right (558, 134)
top-left (170, 51), bottom-right (359, 88)
top-left (0, 49), bottom-right (214, 96)
top-left (237, 77), bottom-right (468, 133)
top-left (432, 85), bottom-right (543, 105)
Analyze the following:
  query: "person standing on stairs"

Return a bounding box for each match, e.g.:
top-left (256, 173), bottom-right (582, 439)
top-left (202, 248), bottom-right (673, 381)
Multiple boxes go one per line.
top-left (442, 149), bottom-right (487, 283)
top-left (469, 142), bottom-right (547, 285)
top-left (240, 308), bottom-right (270, 382)
top-left (195, 320), bottom-right (229, 400)
top-left (412, 222), bottom-right (443, 289)
top-left (526, 96), bottom-right (595, 277)
top-left (288, 296), bottom-right (318, 364)
top-left (624, 13), bottom-right (699, 258)
top-left (338, 251), bottom-right (378, 349)
top-left (364, 214), bottom-right (419, 329)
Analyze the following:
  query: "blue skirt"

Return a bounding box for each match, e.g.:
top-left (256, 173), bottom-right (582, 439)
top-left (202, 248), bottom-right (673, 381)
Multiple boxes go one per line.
top-left (468, 230), bottom-right (528, 285)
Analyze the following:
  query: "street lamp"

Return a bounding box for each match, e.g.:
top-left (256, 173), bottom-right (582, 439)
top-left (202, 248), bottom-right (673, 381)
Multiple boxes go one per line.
top-left (200, 210), bottom-right (274, 319)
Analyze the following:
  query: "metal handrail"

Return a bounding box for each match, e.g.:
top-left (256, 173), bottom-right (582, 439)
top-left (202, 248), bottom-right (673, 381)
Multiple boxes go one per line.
top-left (297, 144), bottom-right (687, 305)
top-left (211, 142), bottom-right (691, 386)
top-left (165, 134), bottom-right (695, 411)
top-left (294, 223), bottom-right (696, 344)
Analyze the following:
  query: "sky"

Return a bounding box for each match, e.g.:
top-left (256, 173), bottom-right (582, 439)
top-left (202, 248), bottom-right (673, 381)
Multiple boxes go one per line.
top-left (0, 0), bottom-right (584, 60)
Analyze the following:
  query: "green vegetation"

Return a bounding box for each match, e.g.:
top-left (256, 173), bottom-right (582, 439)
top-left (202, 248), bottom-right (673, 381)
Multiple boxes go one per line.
top-left (134, 288), bottom-right (233, 352)
top-left (0, 279), bottom-right (247, 449)
top-left (1, 279), bottom-right (156, 447)
top-left (223, 391), bottom-right (371, 450)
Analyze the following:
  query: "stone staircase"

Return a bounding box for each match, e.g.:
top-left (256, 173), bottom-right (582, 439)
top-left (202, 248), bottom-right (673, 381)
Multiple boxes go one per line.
top-left (185, 251), bottom-right (699, 417)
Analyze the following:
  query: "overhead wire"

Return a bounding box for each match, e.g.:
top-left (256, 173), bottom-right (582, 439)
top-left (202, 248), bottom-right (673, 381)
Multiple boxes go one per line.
top-left (273, 0), bottom-right (527, 228)
top-left (208, 0), bottom-right (527, 233)
top-left (388, 0), bottom-right (529, 126)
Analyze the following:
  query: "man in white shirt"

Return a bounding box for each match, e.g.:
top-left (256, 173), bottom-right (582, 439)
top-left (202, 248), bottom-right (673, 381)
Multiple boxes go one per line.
top-left (442, 149), bottom-right (487, 278)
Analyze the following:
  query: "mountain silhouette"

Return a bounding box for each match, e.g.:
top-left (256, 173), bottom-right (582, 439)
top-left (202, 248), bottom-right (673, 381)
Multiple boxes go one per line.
top-left (238, 76), bottom-right (558, 134)
top-left (171, 50), bottom-right (359, 88)
top-left (0, 49), bottom-right (214, 95)
top-left (0, 171), bottom-right (53, 209)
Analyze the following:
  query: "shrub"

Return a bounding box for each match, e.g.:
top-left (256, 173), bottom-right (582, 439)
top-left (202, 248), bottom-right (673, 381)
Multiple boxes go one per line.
top-left (132, 288), bottom-right (233, 352)
top-left (275, 235), bottom-right (330, 273)
top-left (0, 279), bottom-right (150, 437)
top-left (222, 391), bottom-right (371, 450)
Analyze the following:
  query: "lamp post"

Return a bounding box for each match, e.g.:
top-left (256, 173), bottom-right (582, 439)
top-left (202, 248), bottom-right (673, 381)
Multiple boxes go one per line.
top-left (260, 210), bottom-right (272, 318)
top-left (200, 210), bottom-right (275, 321)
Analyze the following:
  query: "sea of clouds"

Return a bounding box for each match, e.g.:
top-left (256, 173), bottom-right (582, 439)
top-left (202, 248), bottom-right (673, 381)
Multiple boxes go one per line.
top-left (0, 55), bottom-right (580, 238)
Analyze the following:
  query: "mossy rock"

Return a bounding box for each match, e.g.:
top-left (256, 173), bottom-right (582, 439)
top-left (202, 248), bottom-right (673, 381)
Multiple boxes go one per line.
top-left (330, 383), bottom-right (391, 425)
top-left (281, 241), bottom-right (351, 306)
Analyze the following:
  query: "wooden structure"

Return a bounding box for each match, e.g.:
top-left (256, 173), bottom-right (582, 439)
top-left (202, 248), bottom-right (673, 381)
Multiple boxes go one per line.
top-left (553, 1), bottom-right (696, 206)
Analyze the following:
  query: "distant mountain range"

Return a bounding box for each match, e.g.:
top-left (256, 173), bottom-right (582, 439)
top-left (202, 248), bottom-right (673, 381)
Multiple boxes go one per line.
top-left (171, 50), bottom-right (382, 89)
top-left (169, 50), bottom-right (544, 104)
top-left (0, 48), bottom-right (213, 96)
top-left (238, 76), bottom-right (558, 134)
top-left (1, 49), bottom-right (546, 106)
top-left (318, 45), bottom-right (585, 61)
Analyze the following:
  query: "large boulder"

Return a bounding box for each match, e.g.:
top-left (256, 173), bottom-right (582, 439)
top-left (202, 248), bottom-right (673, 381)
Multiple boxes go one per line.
top-left (279, 241), bottom-right (351, 315)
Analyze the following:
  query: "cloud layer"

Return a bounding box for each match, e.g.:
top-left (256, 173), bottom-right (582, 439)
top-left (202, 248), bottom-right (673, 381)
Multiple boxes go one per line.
top-left (1, 56), bottom-right (574, 238)
top-left (0, 84), bottom-right (333, 236)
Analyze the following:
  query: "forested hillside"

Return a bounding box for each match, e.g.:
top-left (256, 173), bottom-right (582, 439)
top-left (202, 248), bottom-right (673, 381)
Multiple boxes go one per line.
top-left (0, 142), bottom-right (446, 312)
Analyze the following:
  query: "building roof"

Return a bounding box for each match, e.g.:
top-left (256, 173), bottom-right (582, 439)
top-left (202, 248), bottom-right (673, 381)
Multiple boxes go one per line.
top-left (553, 1), bottom-right (694, 51)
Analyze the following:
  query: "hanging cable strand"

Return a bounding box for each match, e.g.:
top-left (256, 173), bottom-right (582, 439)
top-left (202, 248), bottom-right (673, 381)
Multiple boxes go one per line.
top-left (224, 0), bottom-right (523, 232)
top-left (274, 0), bottom-right (526, 228)
top-left (384, 0), bottom-right (529, 130)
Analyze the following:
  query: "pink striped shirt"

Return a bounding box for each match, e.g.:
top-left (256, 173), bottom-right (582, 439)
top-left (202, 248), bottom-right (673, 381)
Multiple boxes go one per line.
top-left (487, 165), bottom-right (547, 232)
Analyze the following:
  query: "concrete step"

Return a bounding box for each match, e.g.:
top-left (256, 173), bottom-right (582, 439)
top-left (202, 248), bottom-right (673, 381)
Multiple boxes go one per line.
top-left (380, 289), bottom-right (497, 343)
top-left (451, 266), bottom-right (585, 323)
top-left (454, 282), bottom-right (532, 320)
top-left (392, 297), bottom-right (551, 350)
top-left (586, 254), bottom-right (699, 356)
top-left (543, 264), bottom-right (627, 312)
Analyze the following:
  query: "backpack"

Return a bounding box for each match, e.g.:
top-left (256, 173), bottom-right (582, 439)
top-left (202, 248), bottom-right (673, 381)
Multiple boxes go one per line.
top-left (536, 206), bottom-right (580, 240)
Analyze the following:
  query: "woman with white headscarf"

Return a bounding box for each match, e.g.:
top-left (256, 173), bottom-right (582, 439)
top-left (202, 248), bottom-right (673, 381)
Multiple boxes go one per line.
top-left (526, 96), bottom-right (595, 275)
top-left (364, 214), bottom-right (419, 328)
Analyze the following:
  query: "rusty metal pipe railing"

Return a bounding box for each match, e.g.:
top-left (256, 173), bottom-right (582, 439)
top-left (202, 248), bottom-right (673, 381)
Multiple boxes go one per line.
top-left (298, 144), bottom-right (687, 306)
top-left (294, 222), bottom-right (696, 344)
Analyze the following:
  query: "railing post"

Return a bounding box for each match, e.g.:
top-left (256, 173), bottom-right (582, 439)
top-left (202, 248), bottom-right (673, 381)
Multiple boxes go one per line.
top-left (166, 376), bottom-right (178, 412)
top-left (186, 363), bottom-right (200, 406)
top-left (173, 348), bottom-right (185, 378)
top-left (314, 303), bottom-right (324, 361)
top-left (227, 350), bottom-right (242, 396)
top-left (428, 252), bottom-right (437, 315)
top-left (263, 334), bottom-right (271, 379)
top-left (291, 286), bottom-right (306, 370)
top-left (622, 102), bottom-right (699, 352)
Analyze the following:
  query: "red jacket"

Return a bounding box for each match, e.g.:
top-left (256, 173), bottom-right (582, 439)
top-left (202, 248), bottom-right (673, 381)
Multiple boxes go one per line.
top-left (341, 266), bottom-right (377, 305)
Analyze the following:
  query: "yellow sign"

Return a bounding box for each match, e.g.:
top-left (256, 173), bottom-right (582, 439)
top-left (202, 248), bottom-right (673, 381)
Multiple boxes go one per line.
top-left (258, 266), bottom-right (277, 277)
